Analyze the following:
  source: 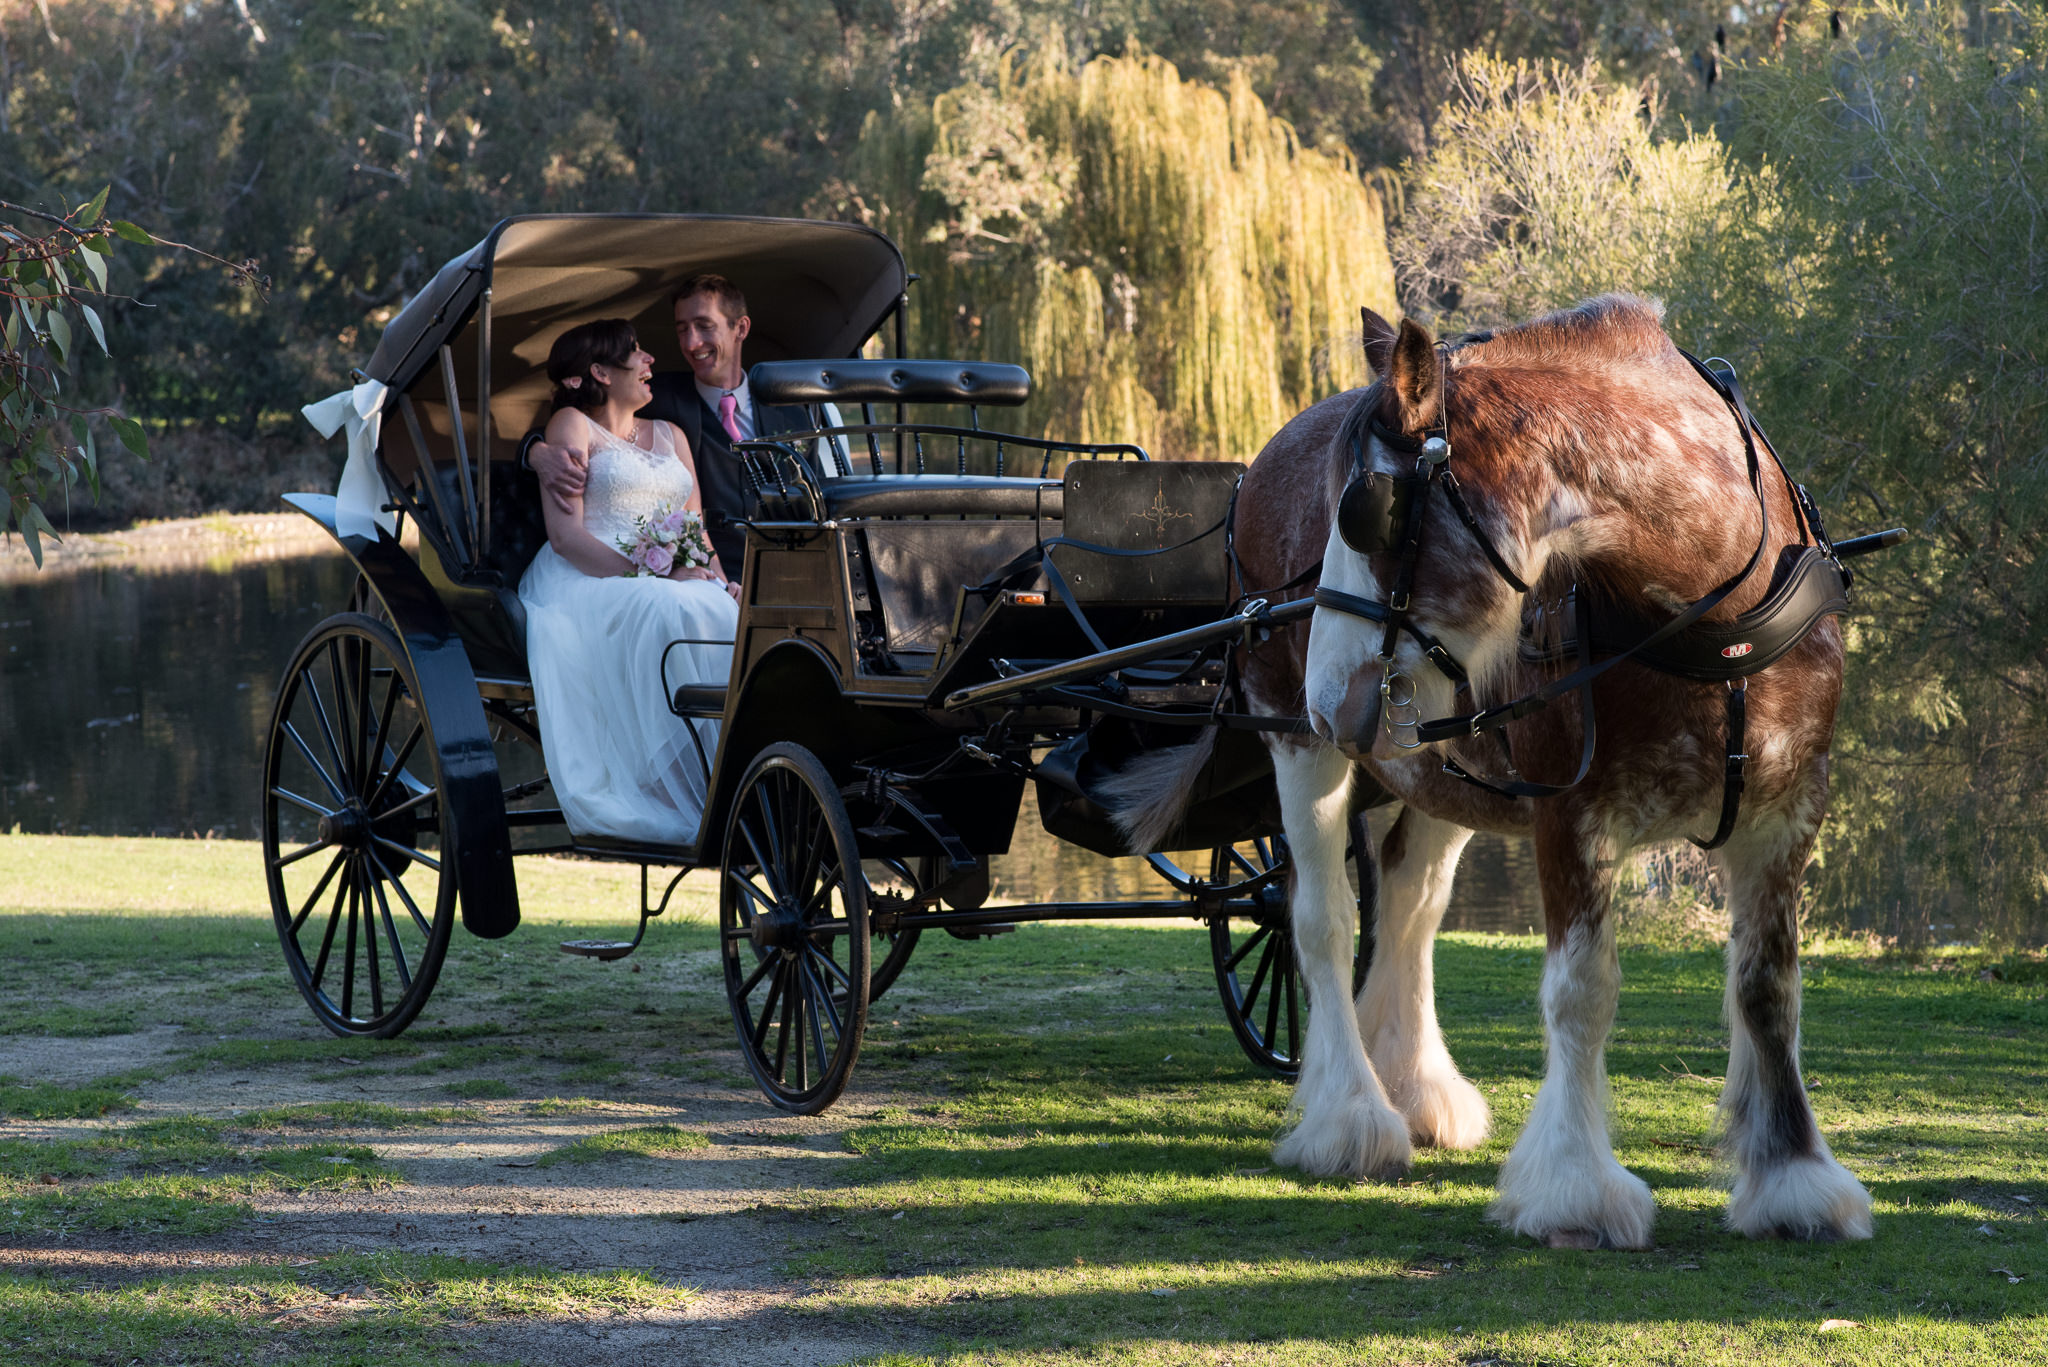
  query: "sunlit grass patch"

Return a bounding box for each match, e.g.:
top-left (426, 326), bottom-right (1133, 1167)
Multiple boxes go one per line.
top-left (537, 1125), bottom-right (712, 1166)
top-left (88, 1116), bottom-right (237, 1168)
top-left (0, 1144), bottom-right (399, 1239)
top-left (445, 1077), bottom-right (516, 1100)
top-left (233, 1101), bottom-right (474, 1130)
top-left (0, 1248), bottom-right (695, 1365)
top-left (0, 1071), bottom-right (143, 1118)
top-left (525, 1096), bottom-right (614, 1116)
top-left (0, 1137), bottom-right (108, 1180)
top-left (0, 1002), bottom-right (141, 1036)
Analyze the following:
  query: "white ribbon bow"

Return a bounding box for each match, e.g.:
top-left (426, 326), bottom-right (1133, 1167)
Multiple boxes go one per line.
top-left (301, 378), bottom-right (395, 540)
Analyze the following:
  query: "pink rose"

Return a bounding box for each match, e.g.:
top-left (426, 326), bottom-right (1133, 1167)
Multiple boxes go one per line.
top-left (641, 544), bottom-right (674, 576)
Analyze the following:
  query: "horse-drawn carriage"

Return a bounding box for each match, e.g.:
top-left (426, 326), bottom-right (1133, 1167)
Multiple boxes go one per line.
top-left (266, 213), bottom-right (1375, 1114)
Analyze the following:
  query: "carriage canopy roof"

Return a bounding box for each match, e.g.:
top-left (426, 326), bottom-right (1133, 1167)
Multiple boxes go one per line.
top-left (365, 214), bottom-right (909, 454)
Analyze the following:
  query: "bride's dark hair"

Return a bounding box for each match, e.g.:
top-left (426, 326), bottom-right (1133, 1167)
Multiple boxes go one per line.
top-left (547, 318), bottom-right (639, 413)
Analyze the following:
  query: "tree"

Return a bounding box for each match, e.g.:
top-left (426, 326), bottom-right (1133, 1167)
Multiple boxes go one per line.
top-left (1, 191), bottom-right (151, 566)
top-left (824, 47), bottom-right (1398, 461)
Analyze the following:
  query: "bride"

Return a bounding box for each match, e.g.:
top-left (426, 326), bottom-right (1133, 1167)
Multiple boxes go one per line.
top-left (518, 318), bottom-right (739, 845)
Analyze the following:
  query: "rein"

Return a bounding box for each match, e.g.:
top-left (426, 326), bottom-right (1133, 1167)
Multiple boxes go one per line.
top-left (1306, 347), bottom-right (1833, 847)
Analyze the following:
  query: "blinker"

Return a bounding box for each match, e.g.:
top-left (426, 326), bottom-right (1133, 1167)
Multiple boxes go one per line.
top-left (1337, 470), bottom-right (1419, 556)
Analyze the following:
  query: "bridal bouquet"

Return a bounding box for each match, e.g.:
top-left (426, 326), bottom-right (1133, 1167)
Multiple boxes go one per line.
top-left (616, 502), bottom-right (713, 577)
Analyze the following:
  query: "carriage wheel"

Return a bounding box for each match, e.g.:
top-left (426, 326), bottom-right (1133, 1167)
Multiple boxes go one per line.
top-left (263, 613), bottom-right (454, 1038)
top-left (1206, 815), bottom-right (1376, 1078)
top-left (720, 743), bottom-right (870, 1114)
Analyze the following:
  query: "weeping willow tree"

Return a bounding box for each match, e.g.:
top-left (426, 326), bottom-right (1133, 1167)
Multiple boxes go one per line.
top-left (826, 49), bottom-right (1397, 460)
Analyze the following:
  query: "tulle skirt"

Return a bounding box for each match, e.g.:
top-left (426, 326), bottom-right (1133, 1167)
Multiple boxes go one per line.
top-left (518, 544), bottom-right (738, 845)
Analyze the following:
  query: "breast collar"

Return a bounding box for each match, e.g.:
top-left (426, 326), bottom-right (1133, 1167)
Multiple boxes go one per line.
top-left (1308, 345), bottom-right (1853, 844)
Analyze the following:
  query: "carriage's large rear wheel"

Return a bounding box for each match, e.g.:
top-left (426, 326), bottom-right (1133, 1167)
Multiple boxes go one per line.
top-left (1206, 815), bottom-right (1375, 1078)
top-left (263, 613), bottom-right (454, 1038)
top-left (720, 743), bottom-right (870, 1114)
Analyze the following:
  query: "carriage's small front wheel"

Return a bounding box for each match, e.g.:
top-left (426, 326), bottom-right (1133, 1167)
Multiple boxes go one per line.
top-left (1206, 815), bottom-right (1375, 1078)
top-left (263, 613), bottom-right (455, 1038)
top-left (720, 743), bottom-right (870, 1114)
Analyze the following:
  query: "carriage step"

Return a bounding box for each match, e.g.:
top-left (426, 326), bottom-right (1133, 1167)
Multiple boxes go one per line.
top-left (558, 939), bottom-right (638, 961)
top-left (944, 923), bottom-right (1016, 940)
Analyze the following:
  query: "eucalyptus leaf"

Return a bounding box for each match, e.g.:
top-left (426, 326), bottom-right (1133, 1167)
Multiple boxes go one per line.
top-left (76, 186), bottom-right (109, 227)
top-left (110, 414), bottom-right (148, 457)
top-left (79, 304), bottom-right (108, 355)
top-left (79, 246), bottom-right (108, 292)
top-left (110, 220), bottom-right (152, 245)
top-left (47, 311), bottom-right (71, 360)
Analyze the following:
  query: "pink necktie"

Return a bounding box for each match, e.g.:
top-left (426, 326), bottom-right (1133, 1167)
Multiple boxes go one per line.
top-left (718, 392), bottom-right (743, 443)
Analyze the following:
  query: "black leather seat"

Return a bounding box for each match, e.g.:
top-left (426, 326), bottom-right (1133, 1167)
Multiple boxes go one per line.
top-left (821, 474), bottom-right (1063, 521)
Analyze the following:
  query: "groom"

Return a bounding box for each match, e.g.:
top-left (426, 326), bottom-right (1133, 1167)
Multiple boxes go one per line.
top-left (524, 273), bottom-right (829, 595)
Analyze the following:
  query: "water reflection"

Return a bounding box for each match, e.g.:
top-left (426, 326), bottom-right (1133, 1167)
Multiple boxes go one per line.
top-left (0, 550), bottom-right (1539, 931)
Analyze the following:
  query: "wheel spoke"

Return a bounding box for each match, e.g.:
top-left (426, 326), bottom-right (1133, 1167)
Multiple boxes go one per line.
top-left (362, 857), bottom-right (386, 1019)
top-left (801, 862), bottom-right (843, 918)
top-left (341, 857), bottom-right (361, 1020)
top-left (737, 950), bottom-right (777, 999)
top-left (804, 941), bottom-right (853, 991)
top-left (800, 958), bottom-right (837, 1080)
top-left (306, 652), bottom-right (355, 792)
top-left (270, 786), bottom-right (334, 819)
top-left (368, 848), bottom-right (434, 937)
top-left (375, 786), bottom-right (437, 821)
top-left (735, 806), bottom-right (790, 905)
top-left (773, 962), bottom-right (796, 1081)
top-left (756, 781), bottom-right (788, 881)
top-left (307, 868), bottom-right (349, 993)
top-left (727, 868), bottom-right (778, 918)
top-left (289, 849), bottom-right (349, 933)
top-left (800, 954), bottom-right (843, 1041)
top-left (751, 962), bottom-right (787, 1052)
top-left (372, 834), bottom-right (438, 872)
top-left (1242, 932), bottom-right (1278, 1030)
top-left (788, 963), bottom-right (808, 1091)
top-left (1261, 936), bottom-right (1285, 1048)
top-left (271, 835), bottom-right (335, 870)
top-left (1283, 947), bottom-right (1300, 1060)
top-left (367, 868), bottom-right (414, 992)
top-left (362, 721), bottom-right (424, 816)
top-left (1223, 922), bottom-right (1271, 973)
top-left (281, 720), bottom-right (349, 807)
top-left (370, 668), bottom-right (401, 789)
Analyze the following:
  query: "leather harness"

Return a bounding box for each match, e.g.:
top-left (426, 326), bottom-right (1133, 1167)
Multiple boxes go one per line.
top-left (1305, 347), bottom-right (1856, 850)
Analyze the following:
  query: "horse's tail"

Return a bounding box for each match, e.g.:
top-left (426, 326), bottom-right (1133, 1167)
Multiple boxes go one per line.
top-left (1100, 727), bottom-right (1217, 853)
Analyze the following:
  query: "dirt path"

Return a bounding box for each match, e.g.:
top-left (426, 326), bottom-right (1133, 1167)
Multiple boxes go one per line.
top-left (2, 1020), bottom-right (937, 1365)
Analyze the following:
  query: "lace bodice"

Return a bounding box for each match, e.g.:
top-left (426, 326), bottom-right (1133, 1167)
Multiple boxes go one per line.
top-left (579, 419), bottom-right (695, 550)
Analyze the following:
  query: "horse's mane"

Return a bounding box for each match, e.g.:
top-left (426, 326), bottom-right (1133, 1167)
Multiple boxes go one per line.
top-left (1448, 294), bottom-right (1676, 374)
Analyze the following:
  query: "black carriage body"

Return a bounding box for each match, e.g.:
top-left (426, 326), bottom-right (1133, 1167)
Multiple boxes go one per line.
top-left (273, 211), bottom-right (1369, 1094)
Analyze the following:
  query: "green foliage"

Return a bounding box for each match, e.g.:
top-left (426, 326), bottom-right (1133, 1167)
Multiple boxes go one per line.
top-left (832, 48), bottom-right (1397, 460)
top-left (1389, 2), bottom-right (2048, 942)
top-left (0, 193), bottom-right (146, 565)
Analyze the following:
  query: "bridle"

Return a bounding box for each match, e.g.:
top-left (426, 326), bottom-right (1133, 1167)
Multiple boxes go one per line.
top-left (1309, 342), bottom-right (1839, 847)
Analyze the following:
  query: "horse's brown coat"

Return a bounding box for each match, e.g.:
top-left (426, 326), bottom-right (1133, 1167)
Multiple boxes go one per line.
top-left (1212, 295), bottom-right (1871, 1246)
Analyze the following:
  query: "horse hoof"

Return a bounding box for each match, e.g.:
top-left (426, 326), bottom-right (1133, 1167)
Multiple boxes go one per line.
top-left (1399, 1067), bottom-right (1492, 1151)
top-left (1544, 1229), bottom-right (1604, 1250)
top-left (1727, 1154), bottom-right (1873, 1242)
top-left (1274, 1093), bottom-right (1414, 1180)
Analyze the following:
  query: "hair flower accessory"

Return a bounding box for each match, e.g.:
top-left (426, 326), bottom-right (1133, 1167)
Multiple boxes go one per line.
top-left (617, 500), bottom-right (712, 578)
top-left (563, 375), bottom-right (583, 389)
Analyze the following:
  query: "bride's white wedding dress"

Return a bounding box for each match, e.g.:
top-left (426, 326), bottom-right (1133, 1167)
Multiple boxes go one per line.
top-left (518, 419), bottom-right (738, 845)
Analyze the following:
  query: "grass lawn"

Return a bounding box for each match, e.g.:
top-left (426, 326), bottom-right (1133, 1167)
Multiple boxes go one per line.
top-left (1, 833), bottom-right (2043, 1365)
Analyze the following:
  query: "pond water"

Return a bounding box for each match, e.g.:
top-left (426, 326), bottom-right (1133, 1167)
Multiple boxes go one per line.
top-left (0, 547), bottom-right (1542, 934)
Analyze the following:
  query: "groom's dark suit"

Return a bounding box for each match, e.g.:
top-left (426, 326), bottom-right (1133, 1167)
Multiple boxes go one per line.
top-left (639, 375), bottom-right (813, 575)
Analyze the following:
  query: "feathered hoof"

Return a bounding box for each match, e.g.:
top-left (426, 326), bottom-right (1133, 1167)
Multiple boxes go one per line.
top-left (1274, 1093), bottom-right (1414, 1180)
top-left (1490, 1152), bottom-right (1656, 1251)
top-left (1726, 1154), bottom-right (1874, 1242)
top-left (1394, 1064), bottom-right (1492, 1151)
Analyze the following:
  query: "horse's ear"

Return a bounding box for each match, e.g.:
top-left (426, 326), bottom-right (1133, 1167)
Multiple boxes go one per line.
top-left (1360, 307), bottom-right (1398, 379)
top-left (1387, 317), bottom-right (1442, 433)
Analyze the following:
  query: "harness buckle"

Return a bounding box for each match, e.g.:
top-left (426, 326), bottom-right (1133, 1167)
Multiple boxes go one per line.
top-left (1388, 590), bottom-right (1411, 612)
top-left (1380, 668), bottom-right (1423, 749)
